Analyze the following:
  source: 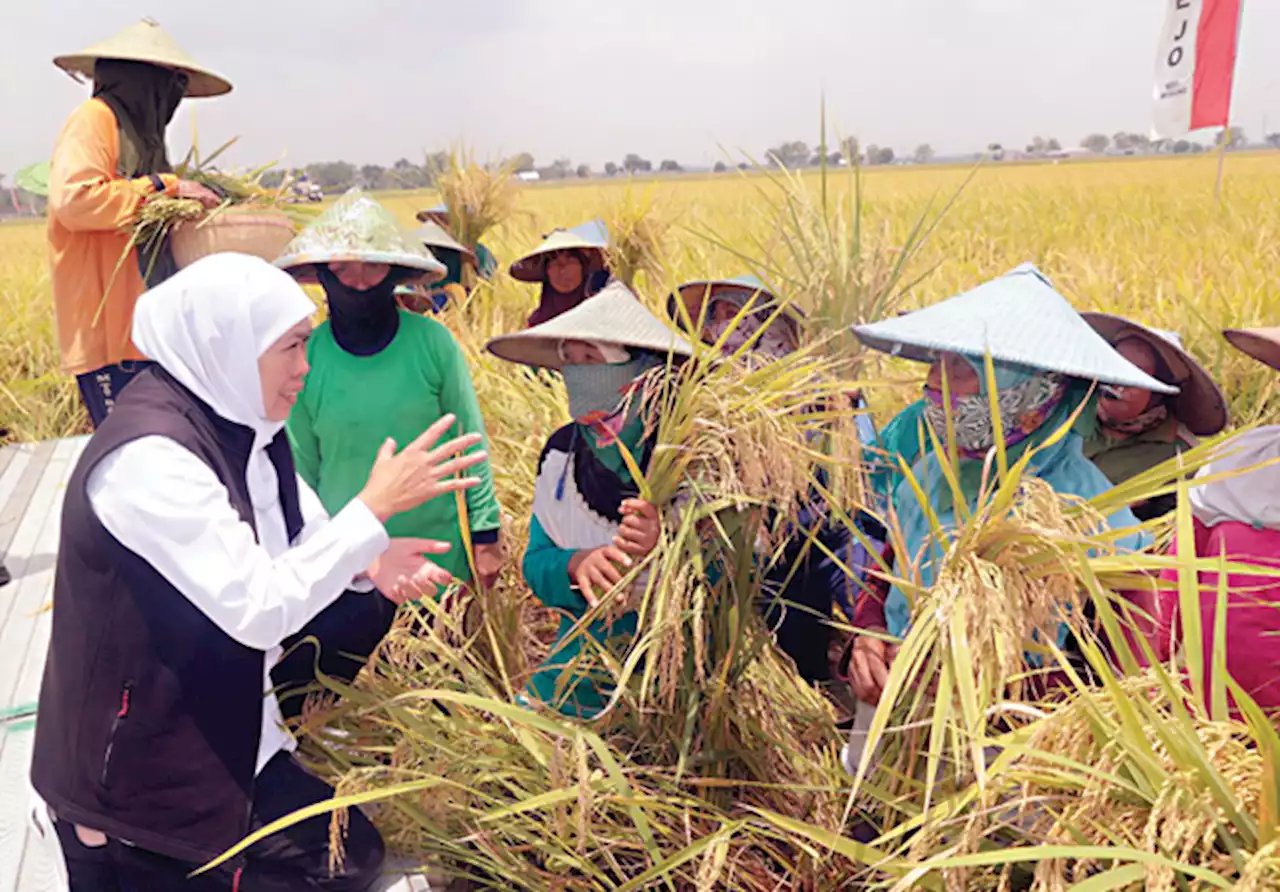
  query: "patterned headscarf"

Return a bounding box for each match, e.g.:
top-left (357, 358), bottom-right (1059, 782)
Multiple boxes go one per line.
top-left (922, 361), bottom-right (1069, 460)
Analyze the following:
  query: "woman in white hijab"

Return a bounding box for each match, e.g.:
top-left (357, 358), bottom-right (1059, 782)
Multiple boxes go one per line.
top-left (31, 253), bottom-right (486, 890)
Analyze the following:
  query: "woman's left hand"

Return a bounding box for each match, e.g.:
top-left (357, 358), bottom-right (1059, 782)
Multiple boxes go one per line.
top-left (473, 539), bottom-right (506, 590)
top-left (615, 499), bottom-right (660, 557)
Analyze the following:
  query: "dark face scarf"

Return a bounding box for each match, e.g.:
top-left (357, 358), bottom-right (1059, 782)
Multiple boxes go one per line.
top-left (316, 266), bottom-right (405, 357)
top-left (93, 59), bottom-right (186, 178)
top-left (94, 59), bottom-right (188, 288)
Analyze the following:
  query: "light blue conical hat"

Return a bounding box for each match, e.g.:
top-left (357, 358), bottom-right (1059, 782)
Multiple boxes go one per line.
top-left (853, 263), bottom-right (1178, 394)
top-left (509, 218), bottom-right (610, 282)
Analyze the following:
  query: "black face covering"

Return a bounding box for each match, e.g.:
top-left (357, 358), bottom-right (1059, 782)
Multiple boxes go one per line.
top-left (92, 59), bottom-right (186, 178)
top-left (315, 266), bottom-right (403, 356)
top-left (94, 59), bottom-right (188, 288)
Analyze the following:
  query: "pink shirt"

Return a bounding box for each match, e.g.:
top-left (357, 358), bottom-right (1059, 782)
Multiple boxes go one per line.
top-left (1157, 518), bottom-right (1280, 711)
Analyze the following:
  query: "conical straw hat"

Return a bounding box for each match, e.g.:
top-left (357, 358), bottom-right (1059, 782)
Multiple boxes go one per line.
top-left (674, 273), bottom-right (806, 323)
top-left (54, 18), bottom-right (232, 98)
top-left (412, 219), bottom-right (474, 262)
top-left (853, 263), bottom-right (1177, 394)
top-left (509, 218), bottom-right (610, 283)
top-left (1224, 326), bottom-right (1280, 374)
top-left (486, 279), bottom-right (694, 369)
top-left (415, 202), bottom-right (449, 224)
top-left (1082, 312), bottom-right (1227, 436)
top-left (275, 188), bottom-right (446, 285)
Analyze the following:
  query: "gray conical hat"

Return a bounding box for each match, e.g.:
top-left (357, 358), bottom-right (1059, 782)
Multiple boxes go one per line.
top-left (412, 219), bottom-right (474, 261)
top-left (486, 279), bottom-right (694, 369)
top-left (853, 263), bottom-right (1177, 394)
top-left (1082, 312), bottom-right (1227, 436)
top-left (509, 219), bottom-right (610, 282)
top-left (54, 19), bottom-right (232, 98)
top-left (274, 188), bottom-right (446, 285)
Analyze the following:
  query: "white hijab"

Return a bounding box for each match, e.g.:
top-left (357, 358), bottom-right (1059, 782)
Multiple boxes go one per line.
top-left (132, 254), bottom-right (316, 533)
top-left (132, 253), bottom-right (316, 453)
top-left (1188, 426), bottom-right (1280, 530)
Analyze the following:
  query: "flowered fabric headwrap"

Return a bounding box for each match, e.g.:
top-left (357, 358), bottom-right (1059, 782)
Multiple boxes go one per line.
top-left (922, 357), bottom-right (1068, 459)
top-left (703, 288), bottom-right (797, 361)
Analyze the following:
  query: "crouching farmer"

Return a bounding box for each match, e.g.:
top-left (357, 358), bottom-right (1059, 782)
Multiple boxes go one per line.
top-left (30, 254), bottom-right (485, 890)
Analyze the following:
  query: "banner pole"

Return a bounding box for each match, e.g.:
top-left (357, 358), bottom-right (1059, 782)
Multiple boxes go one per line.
top-left (1214, 129), bottom-right (1229, 201)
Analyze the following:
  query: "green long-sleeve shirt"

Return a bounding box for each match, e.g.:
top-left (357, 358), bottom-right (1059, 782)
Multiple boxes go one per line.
top-left (287, 311), bottom-right (500, 582)
top-left (521, 419), bottom-right (644, 718)
top-left (523, 516), bottom-right (638, 718)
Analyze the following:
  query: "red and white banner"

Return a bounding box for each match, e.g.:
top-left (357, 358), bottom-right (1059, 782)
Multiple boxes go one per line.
top-left (1151, 0), bottom-right (1243, 139)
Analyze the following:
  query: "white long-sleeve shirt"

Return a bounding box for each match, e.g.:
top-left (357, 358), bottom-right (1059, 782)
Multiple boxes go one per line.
top-left (85, 435), bottom-right (389, 775)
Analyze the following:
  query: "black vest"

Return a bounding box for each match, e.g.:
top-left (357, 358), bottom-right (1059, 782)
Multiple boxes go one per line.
top-left (31, 367), bottom-right (304, 864)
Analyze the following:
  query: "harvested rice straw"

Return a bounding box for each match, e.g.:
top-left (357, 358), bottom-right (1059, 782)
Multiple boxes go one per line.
top-left (428, 150), bottom-right (522, 249)
top-left (601, 188), bottom-right (675, 291)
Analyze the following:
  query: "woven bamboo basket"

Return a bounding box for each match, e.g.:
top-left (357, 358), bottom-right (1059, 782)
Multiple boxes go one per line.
top-left (171, 209), bottom-right (297, 268)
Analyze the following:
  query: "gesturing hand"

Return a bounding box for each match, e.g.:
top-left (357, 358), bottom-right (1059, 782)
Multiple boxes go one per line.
top-left (368, 537), bottom-right (454, 605)
top-left (358, 414), bottom-right (487, 522)
top-left (567, 546), bottom-right (634, 608)
top-left (614, 499), bottom-right (660, 557)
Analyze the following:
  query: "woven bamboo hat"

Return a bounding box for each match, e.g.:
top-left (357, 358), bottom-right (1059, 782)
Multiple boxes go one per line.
top-left (1224, 326), bottom-right (1280, 374)
top-left (1082, 312), bottom-right (1227, 436)
top-left (54, 18), bottom-right (232, 98)
top-left (486, 279), bottom-right (693, 370)
top-left (509, 219), bottom-right (610, 283)
top-left (853, 263), bottom-right (1177, 394)
top-left (275, 188), bottom-right (446, 285)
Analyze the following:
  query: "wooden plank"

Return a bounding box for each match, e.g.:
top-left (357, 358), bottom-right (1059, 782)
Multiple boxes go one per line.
top-left (0, 442), bottom-right (55, 564)
top-left (0, 446), bottom-right (15, 487)
top-left (14, 820), bottom-right (67, 892)
top-left (0, 439), bottom-right (81, 892)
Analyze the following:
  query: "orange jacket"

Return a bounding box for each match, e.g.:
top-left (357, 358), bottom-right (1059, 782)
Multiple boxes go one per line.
top-left (47, 98), bottom-right (178, 376)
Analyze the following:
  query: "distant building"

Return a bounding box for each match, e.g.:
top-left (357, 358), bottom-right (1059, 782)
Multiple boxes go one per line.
top-left (516, 170), bottom-right (541, 182)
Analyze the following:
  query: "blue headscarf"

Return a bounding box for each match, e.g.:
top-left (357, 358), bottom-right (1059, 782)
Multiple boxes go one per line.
top-left (883, 357), bottom-right (1151, 639)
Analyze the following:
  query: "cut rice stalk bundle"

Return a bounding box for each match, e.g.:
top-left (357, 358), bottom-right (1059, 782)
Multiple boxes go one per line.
top-left (602, 189), bottom-right (675, 292)
top-left (427, 148), bottom-right (523, 254)
top-left (282, 604), bottom-right (894, 891)
top-left (843, 441), bottom-right (1280, 890)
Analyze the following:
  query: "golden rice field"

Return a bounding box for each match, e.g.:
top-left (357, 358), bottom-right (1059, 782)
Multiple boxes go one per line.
top-left (7, 154), bottom-right (1280, 889)
top-left (3, 153), bottom-right (1280, 444)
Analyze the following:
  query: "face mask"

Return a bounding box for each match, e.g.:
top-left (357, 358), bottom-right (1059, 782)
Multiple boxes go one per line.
top-left (923, 372), bottom-right (1067, 459)
top-left (705, 314), bottom-right (793, 360)
top-left (316, 265), bottom-right (401, 356)
top-left (561, 355), bottom-right (658, 425)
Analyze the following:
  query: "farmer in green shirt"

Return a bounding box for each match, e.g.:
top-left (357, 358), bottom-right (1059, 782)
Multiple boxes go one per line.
top-left (277, 188), bottom-right (505, 588)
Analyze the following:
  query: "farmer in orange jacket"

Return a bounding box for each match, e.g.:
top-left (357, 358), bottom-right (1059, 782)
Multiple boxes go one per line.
top-left (48, 19), bottom-right (227, 428)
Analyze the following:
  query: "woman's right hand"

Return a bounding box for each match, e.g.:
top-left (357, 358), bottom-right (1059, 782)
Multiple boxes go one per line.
top-left (849, 628), bottom-right (900, 706)
top-left (357, 414), bottom-right (487, 522)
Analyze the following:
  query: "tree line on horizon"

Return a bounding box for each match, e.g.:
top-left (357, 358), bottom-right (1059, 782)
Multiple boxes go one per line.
top-left (2, 130), bottom-right (1278, 214)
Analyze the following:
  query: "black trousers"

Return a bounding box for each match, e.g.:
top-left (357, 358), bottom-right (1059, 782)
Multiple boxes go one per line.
top-left (54, 752), bottom-right (385, 891)
top-left (75, 361), bottom-right (154, 430)
top-left (272, 591), bottom-right (397, 723)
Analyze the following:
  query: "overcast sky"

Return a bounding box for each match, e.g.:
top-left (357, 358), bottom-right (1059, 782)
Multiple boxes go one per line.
top-left (3, 0), bottom-right (1279, 174)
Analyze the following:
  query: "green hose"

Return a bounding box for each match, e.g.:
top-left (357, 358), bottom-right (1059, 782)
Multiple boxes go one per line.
top-left (1, 702), bottom-right (37, 733)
